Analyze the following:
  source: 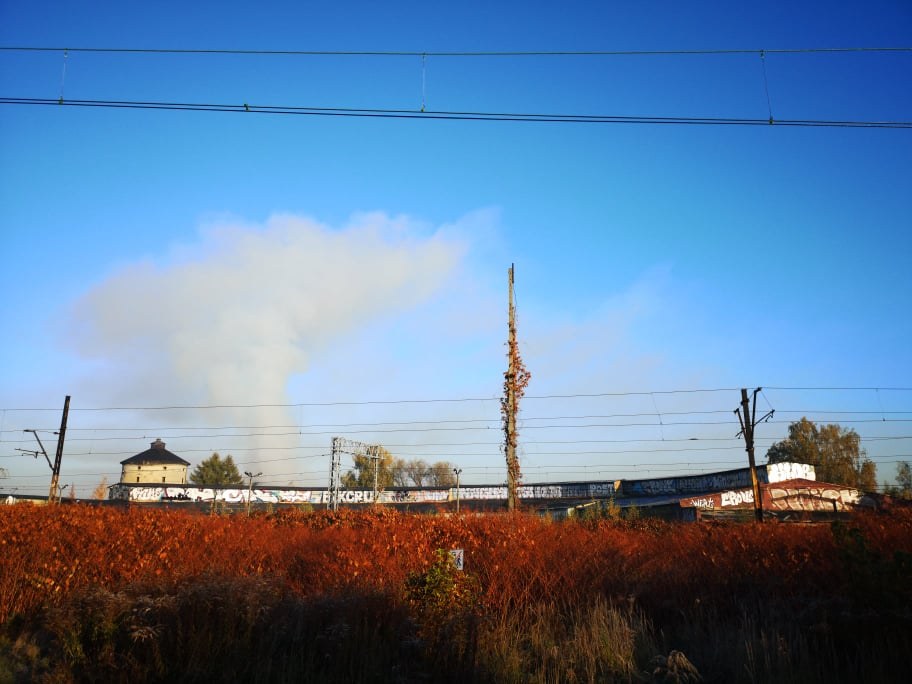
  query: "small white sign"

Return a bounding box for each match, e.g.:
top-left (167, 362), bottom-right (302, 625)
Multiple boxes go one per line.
top-left (449, 548), bottom-right (464, 571)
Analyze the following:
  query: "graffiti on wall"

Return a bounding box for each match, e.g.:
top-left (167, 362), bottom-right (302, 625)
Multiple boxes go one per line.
top-left (766, 484), bottom-right (858, 511)
top-left (766, 462), bottom-right (815, 483)
top-left (721, 489), bottom-right (755, 507)
top-left (452, 482), bottom-right (613, 501)
top-left (681, 481), bottom-right (858, 511)
top-left (681, 488), bottom-right (754, 510)
top-left (621, 462), bottom-right (816, 497)
top-left (110, 480), bottom-right (616, 504)
top-left (622, 469), bottom-right (754, 497)
top-left (111, 466), bottom-right (822, 505)
top-left (686, 496), bottom-right (716, 510)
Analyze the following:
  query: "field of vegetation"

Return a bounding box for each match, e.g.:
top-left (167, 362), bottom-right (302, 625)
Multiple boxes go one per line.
top-left (1, 504), bottom-right (911, 682)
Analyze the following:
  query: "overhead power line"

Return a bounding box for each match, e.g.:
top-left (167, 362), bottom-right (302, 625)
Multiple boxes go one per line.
top-left (3, 409), bottom-right (910, 437)
top-left (3, 417), bottom-right (911, 445)
top-left (3, 411), bottom-right (911, 439)
top-left (2, 98), bottom-right (909, 129)
top-left (0, 387), bottom-right (745, 411)
top-left (3, 386), bottom-right (911, 413)
top-left (2, 46), bottom-right (910, 57)
top-left (5, 435), bottom-right (909, 459)
top-left (5, 456), bottom-right (911, 487)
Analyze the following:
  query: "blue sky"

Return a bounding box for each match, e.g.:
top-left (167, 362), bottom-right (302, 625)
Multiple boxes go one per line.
top-left (1, 1), bottom-right (911, 495)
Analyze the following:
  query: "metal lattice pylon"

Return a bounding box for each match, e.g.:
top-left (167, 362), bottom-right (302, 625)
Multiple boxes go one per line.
top-left (328, 436), bottom-right (343, 510)
top-left (327, 436), bottom-right (384, 510)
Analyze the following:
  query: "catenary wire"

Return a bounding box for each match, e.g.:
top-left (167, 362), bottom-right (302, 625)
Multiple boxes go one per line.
top-left (3, 410), bottom-right (911, 440)
top-left (7, 386), bottom-right (912, 412)
top-left (2, 46), bottom-right (910, 57)
top-left (4, 417), bottom-right (912, 445)
top-left (2, 98), bottom-right (909, 129)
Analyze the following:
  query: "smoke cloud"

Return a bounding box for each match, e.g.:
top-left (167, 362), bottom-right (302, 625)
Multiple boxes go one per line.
top-left (64, 212), bottom-right (468, 476)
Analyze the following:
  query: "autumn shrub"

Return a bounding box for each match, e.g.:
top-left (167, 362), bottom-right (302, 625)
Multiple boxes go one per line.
top-left (2, 505), bottom-right (912, 682)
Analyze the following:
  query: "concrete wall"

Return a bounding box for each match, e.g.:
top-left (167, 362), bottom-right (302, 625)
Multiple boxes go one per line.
top-left (680, 479), bottom-right (859, 512)
top-left (109, 480), bottom-right (616, 504)
top-left (619, 462), bottom-right (815, 497)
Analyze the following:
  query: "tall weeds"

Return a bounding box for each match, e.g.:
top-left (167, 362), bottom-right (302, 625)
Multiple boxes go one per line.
top-left (1, 506), bottom-right (910, 682)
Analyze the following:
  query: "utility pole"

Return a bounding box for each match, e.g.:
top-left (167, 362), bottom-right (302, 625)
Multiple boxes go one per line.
top-left (504, 264), bottom-right (520, 511)
top-left (371, 446), bottom-right (380, 504)
top-left (48, 396), bottom-right (70, 505)
top-left (453, 467), bottom-right (462, 514)
top-left (735, 388), bottom-right (774, 523)
top-left (244, 470), bottom-right (261, 517)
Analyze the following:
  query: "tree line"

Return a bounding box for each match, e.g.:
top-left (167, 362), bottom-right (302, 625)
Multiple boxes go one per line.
top-left (187, 450), bottom-right (457, 490)
top-left (340, 448), bottom-right (457, 489)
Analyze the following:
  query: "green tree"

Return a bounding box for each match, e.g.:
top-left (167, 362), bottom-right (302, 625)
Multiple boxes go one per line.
top-left (189, 452), bottom-right (244, 486)
top-left (341, 446), bottom-right (395, 490)
top-left (766, 418), bottom-right (877, 490)
top-left (897, 461), bottom-right (912, 499)
top-left (858, 458), bottom-right (878, 493)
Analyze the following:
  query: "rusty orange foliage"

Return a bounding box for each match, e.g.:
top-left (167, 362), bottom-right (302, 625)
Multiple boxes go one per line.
top-left (2, 505), bottom-right (911, 624)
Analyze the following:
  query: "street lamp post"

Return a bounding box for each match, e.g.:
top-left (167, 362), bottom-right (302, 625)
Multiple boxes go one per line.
top-left (244, 471), bottom-right (261, 517)
top-left (453, 468), bottom-right (462, 514)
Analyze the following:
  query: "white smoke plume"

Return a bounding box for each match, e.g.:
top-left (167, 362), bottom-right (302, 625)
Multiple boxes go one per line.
top-left (64, 212), bottom-right (468, 477)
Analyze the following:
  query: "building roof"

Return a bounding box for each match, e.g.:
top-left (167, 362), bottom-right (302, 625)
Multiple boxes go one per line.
top-left (120, 439), bottom-right (190, 467)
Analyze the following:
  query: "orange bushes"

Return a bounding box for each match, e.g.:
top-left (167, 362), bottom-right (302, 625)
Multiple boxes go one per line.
top-left (2, 505), bottom-right (912, 624)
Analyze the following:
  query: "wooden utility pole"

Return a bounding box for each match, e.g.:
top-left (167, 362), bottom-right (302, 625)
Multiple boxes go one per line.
top-left (505, 265), bottom-right (519, 511)
top-left (736, 388), bottom-right (770, 523)
top-left (48, 395), bottom-right (70, 504)
top-left (502, 264), bottom-right (530, 512)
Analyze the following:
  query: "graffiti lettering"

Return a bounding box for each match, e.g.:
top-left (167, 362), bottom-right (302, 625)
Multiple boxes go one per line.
top-left (767, 485), bottom-right (858, 511)
top-left (623, 470), bottom-right (754, 496)
top-left (766, 462), bottom-right (816, 483)
top-left (688, 497), bottom-right (715, 509)
top-left (720, 489), bottom-right (754, 507)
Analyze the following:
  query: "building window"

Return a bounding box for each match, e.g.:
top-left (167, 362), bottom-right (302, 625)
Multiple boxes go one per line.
top-left (162, 477), bottom-right (166, 483)
top-left (136, 477), bottom-right (140, 483)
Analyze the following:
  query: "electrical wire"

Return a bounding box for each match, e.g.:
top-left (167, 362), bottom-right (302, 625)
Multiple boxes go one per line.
top-left (5, 435), bottom-right (909, 462)
top-left (3, 410), bottom-right (911, 440)
top-left (2, 46), bottom-right (910, 57)
top-left (5, 457), bottom-right (910, 487)
top-left (5, 386), bottom-right (911, 413)
top-left (2, 97), bottom-right (909, 129)
top-left (0, 410), bottom-right (737, 433)
top-left (4, 417), bottom-right (911, 446)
